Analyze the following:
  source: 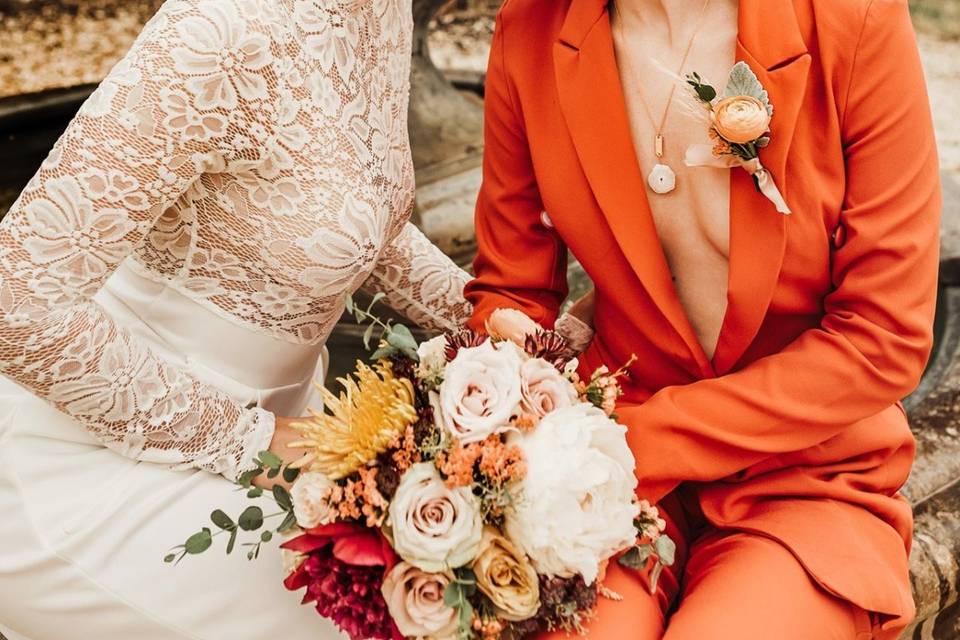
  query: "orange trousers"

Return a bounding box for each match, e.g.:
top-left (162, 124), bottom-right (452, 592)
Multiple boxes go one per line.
top-left (540, 491), bottom-right (875, 640)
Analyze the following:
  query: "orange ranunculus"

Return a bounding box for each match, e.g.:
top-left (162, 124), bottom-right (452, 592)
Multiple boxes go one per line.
top-left (711, 95), bottom-right (771, 144)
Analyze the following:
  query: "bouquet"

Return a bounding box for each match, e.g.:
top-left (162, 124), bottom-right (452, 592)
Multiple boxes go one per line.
top-left (168, 298), bottom-right (674, 640)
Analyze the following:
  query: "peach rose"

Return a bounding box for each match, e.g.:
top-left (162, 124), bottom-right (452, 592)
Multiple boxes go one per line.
top-left (520, 358), bottom-right (578, 420)
top-left (381, 562), bottom-right (459, 639)
top-left (485, 308), bottom-right (540, 346)
top-left (711, 96), bottom-right (770, 144)
top-left (438, 340), bottom-right (523, 444)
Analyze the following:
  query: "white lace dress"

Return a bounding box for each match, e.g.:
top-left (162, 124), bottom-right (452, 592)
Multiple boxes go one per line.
top-left (0, 1), bottom-right (470, 638)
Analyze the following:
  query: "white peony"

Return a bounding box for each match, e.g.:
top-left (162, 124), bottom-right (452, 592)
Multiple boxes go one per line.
top-left (505, 404), bottom-right (640, 585)
top-left (437, 340), bottom-right (523, 444)
top-left (388, 463), bottom-right (484, 572)
top-left (291, 471), bottom-right (336, 529)
top-left (416, 335), bottom-right (448, 384)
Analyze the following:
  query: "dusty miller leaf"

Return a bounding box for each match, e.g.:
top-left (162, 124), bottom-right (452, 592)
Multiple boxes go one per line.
top-left (723, 61), bottom-right (772, 115)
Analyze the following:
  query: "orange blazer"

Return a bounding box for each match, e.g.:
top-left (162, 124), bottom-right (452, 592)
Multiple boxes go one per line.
top-left (464, 0), bottom-right (941, 632)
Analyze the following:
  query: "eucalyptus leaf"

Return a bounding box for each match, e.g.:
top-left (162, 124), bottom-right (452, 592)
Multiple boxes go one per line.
top-left (273, 484), bottom-right (293, 511)
top-left (362, 322), bottom-right (377, 350)
top-left (282, 466), bottom-right (301, 483)
top-left (247, 487), bottom-right (264, 499)
top-left (370, 346), bottom-right (398, 361)
top-left (238, 506), bottom-right (264, 531)
top-left (237, 468), bottom-right (263, 488)
top-left (345, 294), bottom-right (355, 314)
top-left (261, 531), bottom-right (274, 543)
top-left (226, 528), bottom-right (238, 555)
top-left (210, 510), bottom-right (235, 531)
top-left (457, 599), bottom-right (474, 630)
top-left (723, 61), bottom-right (771, 115)
top-left (655, 535), bottom-right (677, 566)
top-left (278, 511), bottom-right (298, 533)
top-left (369, 292), bottom-right (386, 308)
top-left (185, 528), bottom-right (213, 555)
top-left (618, 545), bottom-right (652, 570)
top-left (695, 84), bottom-right (717, 102)
top-left (443, 582), bottom-right (462, 607)
top-left (258, 451), bottom-right (283, 470)
top-left (163, 553), bottom-right (177, 563)
top-left (386, 324), bottom-right (418, 353)
top-left (756, 136), bottom-right (771, 148)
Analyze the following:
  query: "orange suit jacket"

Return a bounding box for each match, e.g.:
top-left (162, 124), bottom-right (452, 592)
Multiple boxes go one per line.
top-left (464, 0), bottom-right (941, 631)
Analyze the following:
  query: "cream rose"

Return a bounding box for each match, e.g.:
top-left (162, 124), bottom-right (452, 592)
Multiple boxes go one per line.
top-left (388, 462), bottom-right (484, 572)
top-left (472, 528), bottom-right (540, 621)
top-left (438, 340), bottom-right (523, 444)
top-left (291, 471), bottom-right (336, 529)
top-left (520, 358), bottom-right (579, 420)
top-left (505, 404), bottom-right (640, 585)
top-left (485, 308), bottom-right (540, 346)
top-left (382, 562), bottom-right (459, 639)
top-left (417, 334), bottom-right (448, 385)
top-left (711, 95), bottom-right (771, 144)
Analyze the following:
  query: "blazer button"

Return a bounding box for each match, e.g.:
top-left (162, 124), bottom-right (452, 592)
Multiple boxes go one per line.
top-left (832, 224), bottom-right (846, 248)
top-left (540, 211), bottom-right (555, 229)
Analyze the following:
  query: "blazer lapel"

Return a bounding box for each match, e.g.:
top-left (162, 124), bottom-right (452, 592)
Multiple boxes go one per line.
top-left (713, 0), bottom-right (811, 374)
top-left (553, 0), bottom-right (711, 372)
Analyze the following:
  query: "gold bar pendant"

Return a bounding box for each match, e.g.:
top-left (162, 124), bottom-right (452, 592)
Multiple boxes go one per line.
top-left (655, 134), bottom-right (664, 158)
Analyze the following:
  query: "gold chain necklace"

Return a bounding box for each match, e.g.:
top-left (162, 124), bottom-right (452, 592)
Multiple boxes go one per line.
top-left (613, 0), bottom-right (712, 194)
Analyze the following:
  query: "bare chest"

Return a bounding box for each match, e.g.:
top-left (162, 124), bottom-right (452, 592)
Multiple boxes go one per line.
top-left (613, 9), bottom-right (737, 260)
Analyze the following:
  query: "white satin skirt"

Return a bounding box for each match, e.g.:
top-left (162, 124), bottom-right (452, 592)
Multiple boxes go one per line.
top-left (0, 262), bottom-right (345, 640)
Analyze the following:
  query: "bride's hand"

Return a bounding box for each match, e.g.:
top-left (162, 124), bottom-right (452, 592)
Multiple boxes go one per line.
top-left (252, 416), bottom-right (312, 490)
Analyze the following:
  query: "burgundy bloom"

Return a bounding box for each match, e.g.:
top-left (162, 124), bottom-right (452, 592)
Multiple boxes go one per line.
top-left (524, 329), bottom-right (573, 370)
top-left (443, 329), bottom-right (487, 362)
top-left (282, 523), bottom-right (401, 640)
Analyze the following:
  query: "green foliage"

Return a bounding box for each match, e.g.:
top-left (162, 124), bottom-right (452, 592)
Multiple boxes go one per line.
top-left (165, 452), bottom-right (305, 564)
top-left (443, 568), bottom-right (479, 639)
top-left (685, 71), bottom-right (717, 103)
top-left (345, 293), bottom-right (420, 361)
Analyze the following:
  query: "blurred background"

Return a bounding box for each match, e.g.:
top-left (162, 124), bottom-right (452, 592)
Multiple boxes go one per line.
top-left (0, 0), bottom-right (957, 214)
top-left (1, 3), bottom-right (960, 637)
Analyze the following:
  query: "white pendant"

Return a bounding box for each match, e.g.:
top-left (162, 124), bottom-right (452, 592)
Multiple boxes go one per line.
top-left (647, 163), bottom-right (677, 194)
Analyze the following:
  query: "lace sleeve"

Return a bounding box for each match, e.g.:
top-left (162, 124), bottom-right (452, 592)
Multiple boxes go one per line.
top-left (363, 222), bottom-right (473, 332)
top-left (0, 0), bottom-right (281, 480)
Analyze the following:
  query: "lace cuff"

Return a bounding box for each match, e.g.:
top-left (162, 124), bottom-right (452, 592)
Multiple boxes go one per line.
top-left (555, 312), bottom-right (594, 354)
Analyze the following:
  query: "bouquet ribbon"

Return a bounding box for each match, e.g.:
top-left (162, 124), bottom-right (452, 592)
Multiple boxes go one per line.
top-left (684, 144), bottom-right (792, 215)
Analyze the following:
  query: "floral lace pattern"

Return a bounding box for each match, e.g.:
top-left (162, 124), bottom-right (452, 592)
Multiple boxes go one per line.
top-left (0, 0), bottom-right (471, 480)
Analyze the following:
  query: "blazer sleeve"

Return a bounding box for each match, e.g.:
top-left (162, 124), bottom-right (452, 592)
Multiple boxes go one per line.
top-left (463, 12), bottom-right (569, 329)
top-left (621, 0), bottom-right (941, 501)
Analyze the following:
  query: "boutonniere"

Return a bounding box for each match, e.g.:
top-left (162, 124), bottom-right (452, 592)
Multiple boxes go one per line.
top-left (684, 61), bottom-right (791, 215)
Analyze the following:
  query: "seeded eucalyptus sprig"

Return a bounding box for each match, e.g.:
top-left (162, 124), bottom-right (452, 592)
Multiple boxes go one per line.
top-left (164, 451), bottom-right (302, 564)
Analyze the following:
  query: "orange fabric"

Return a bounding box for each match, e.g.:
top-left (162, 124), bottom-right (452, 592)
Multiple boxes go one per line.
top-left (465, 0), bottom-right (940, 634)
top-left (538, 534), bottom-right (873, 640)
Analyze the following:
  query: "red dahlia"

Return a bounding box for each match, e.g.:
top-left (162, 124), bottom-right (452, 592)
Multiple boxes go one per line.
top-left (293, 547), bottom-right (399, 640)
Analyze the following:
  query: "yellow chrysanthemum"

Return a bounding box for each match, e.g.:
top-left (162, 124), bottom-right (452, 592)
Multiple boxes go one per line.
top-left (292, 361), bottom-right (417, 480)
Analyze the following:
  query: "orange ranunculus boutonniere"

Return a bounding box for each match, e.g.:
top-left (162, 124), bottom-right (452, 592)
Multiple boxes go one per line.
top-left (684, 62), bottom-right (791, 214)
